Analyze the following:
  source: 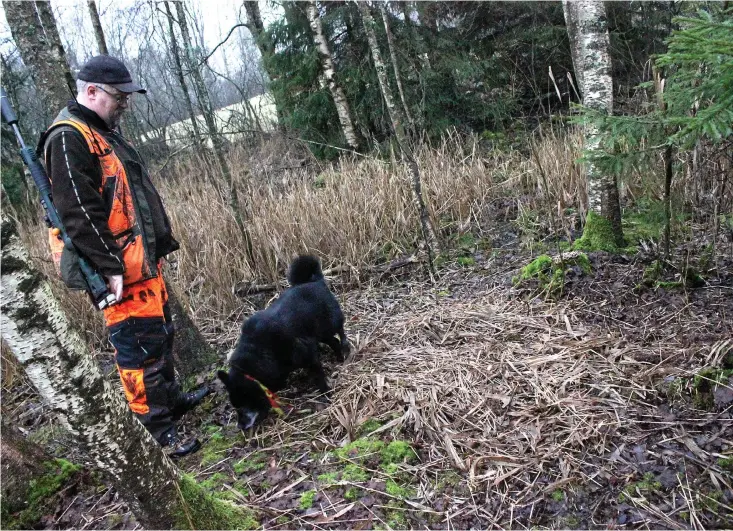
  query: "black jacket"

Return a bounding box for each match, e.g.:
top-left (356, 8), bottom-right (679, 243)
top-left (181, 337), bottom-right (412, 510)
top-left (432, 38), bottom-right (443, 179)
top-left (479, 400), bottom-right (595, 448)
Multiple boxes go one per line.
top-left (40, 102), bottom-right (178, 278)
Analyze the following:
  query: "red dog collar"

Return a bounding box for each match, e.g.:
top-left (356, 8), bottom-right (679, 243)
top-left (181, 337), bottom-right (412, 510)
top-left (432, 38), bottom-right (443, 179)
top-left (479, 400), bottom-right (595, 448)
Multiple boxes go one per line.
top-left (243, 374), bottom-right (285, 416)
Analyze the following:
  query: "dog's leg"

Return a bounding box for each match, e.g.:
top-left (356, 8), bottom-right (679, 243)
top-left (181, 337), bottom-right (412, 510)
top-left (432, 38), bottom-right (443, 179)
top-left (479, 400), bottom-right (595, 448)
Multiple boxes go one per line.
top-left (309, 359), bottom-right (330, 396)
top-left (338, 327), bottom-right (351, 358)
top-left (300, 338), bottom-right (330, 395)
top-left (325, 336), bottom-right (345, 362)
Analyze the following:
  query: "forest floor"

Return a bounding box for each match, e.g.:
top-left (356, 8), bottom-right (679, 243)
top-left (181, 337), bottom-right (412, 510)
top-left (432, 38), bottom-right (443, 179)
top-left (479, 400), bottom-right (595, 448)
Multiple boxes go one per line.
top-left (4, 222), bottom-right (733, 530)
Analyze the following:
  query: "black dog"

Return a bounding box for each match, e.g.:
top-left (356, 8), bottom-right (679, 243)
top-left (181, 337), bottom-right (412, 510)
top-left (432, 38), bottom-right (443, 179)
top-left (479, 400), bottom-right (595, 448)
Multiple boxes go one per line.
top-left (218, 255), bottom-right (349, 430)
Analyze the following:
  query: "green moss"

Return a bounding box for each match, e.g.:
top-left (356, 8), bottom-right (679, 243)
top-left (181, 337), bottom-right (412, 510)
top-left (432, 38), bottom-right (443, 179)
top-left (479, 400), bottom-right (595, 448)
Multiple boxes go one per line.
top-left (717, 457), bottom-right (733, 470)
top-left (701, 490), bottom-right (725, 511)
top-left (335, 437), bottom-right (385, 461)
top-left (693, 368), bottom-right (733, 410)
top-left (551, 489), bottom-right (565, 502)
top-left (299, 489), bottom-right (317, 510)
top-left (513, 251), bottom-right (592, 298)
top-left (619, 472), bottom-right (662, 502)
top-left (174, 474), bottom-right (258, 530)
top-left (200, 433), bottom-right (238, 467)
top-left (4, 458), bottom-right (81, 530)
top-left (564, 515), bottom-right (580, 529)
top-left (317, 472), bottom-right (338, 484)
top-left (356, 418), bottom-right (383, 437)
top-left (680, 511), bottom-right (690, 522)
top-left (385, 503), bottom-right (409, 530)
top-left (515, 254), bottom-right (553, 283)
top-left (233, 452), bottom-right (268, 475)
top-left (344, 487), bottom-right (362, 501)
top-left (381, 440), bottom-right (417, 465)
top-left (217, 480), bottom-right (250, 502)
top-left (573, 211), bottom-right (623, 252)
top-left (199, 473), bottom-right (228, 490)
top-left (456, 256), bottom-right (476, 267)
top-left (385, 480), bottom-right (415, 499)
top-left (275, 515), bottom-right (291, 525)
top-left (342, 464), bottom-right (368, 482)
top-left (457, 233), bottom-right (477, 248)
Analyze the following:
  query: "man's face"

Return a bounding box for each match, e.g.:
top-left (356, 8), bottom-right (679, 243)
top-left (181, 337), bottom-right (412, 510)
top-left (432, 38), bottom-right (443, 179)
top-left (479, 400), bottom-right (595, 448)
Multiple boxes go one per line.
top-left (89, 84), bottom-right (131, 128)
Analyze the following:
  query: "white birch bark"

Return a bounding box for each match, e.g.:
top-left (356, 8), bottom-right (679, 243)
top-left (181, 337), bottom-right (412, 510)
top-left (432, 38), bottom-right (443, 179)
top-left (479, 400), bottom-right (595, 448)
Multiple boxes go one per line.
top-left (356, 1), bottom-right (439, 265)
top-left (564, 0), bottom-right (621, 239)
top-left (380, 3), bottom-right (414, 133)
top-left (306, 0), bottom-right (360, 151)
top-left (0, 214), bottom-right (181, 529)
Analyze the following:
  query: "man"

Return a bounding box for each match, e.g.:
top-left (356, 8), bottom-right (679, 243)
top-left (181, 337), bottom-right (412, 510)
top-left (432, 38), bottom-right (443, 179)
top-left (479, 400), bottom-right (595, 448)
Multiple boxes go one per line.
top-left (39, 55), bottom-right (208, 458)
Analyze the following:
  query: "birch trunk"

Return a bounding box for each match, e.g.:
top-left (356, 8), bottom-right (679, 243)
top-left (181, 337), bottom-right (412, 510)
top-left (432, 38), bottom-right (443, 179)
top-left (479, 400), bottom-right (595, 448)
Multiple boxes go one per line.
top-left (380, 3), bottom-right (414, 135)
top-left (0, 214), bottom-right (180, 529)
top-left (243, 0), bottom-right (286, 132)
top-left (3, 0), bottom-right (73, 119)
top-left (173, 1), bottom-right (254, 262)
top-left (563, 0), bottom-right (623, 246)
top-left (1, 214), bottom-right (255, 529)
top-left (163, 0), bottom-right (203, 147)
top-left (87, 0), bottom-right (108, 55)
top-left (306, 0), bottom-right (360, 151)
top-left (562, 1), bottom-right (584, 96)
top-left (356, 1), bottom-right (439, 268)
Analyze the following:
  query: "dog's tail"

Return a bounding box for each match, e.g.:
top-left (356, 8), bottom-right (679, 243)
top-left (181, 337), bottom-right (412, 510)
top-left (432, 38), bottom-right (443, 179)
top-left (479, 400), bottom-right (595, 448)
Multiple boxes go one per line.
top-left (287, 255), bottom-right (324, 285)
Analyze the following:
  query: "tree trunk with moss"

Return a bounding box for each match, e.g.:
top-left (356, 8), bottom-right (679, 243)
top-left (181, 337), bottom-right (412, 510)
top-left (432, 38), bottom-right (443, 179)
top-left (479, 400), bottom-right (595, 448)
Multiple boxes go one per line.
top-left (357, 1), bottom-right (439, 268)
top-left (563, 0), bottom-right (623, 248)
top-left (306, 0), bottom-right (361, 151)
top-left (3, 0), bottom-right (74, 121)
top-left (0, 214), bottom-right (255, 530)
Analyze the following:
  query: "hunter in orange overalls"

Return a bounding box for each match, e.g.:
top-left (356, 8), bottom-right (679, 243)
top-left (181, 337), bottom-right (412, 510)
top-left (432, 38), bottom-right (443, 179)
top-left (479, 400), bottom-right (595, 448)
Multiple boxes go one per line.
top-left (39, 55), bottom-right (208, 458)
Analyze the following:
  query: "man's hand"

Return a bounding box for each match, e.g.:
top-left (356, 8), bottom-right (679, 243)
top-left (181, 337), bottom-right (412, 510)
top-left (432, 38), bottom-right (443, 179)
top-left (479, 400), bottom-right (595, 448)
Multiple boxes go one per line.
top-left (106, 274), bottom-right (123, 302)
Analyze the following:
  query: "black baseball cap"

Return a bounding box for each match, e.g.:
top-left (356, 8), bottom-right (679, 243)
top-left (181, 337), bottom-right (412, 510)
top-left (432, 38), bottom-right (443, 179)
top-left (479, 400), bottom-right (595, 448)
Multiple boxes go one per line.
top-left (77, 55), bottom-right (146, 94)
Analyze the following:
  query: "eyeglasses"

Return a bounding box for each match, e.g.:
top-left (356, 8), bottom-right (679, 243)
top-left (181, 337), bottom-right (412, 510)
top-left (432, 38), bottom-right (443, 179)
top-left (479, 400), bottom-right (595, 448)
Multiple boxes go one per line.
top-left (94, 84), bottom-right (130, 105)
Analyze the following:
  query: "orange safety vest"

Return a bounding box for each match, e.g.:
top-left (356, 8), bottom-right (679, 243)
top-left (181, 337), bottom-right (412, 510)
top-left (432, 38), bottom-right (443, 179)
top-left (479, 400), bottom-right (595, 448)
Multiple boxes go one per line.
top-left (43, 113), bottom-right (169, 326)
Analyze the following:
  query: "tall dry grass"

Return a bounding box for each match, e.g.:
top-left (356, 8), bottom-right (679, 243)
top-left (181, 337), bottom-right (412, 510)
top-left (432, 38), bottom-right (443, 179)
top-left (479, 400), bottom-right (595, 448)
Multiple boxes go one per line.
top-left (15, 128), bottom-right (585, 342)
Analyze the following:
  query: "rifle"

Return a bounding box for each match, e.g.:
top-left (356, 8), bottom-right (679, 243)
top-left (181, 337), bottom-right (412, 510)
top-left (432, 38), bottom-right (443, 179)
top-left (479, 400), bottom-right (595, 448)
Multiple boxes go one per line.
top-left (1, 87), bottom-right (117, 310)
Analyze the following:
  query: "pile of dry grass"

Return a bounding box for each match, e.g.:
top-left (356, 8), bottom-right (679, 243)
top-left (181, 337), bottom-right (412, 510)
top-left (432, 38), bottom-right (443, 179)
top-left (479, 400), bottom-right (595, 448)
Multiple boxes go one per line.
top-left (245, 277), bottom-right (729, 527)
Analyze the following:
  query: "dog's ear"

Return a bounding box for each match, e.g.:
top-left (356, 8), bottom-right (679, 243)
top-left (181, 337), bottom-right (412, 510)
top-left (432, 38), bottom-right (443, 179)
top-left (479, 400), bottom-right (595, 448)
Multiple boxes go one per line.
top-left (217, 370), bottom-right (230, 387)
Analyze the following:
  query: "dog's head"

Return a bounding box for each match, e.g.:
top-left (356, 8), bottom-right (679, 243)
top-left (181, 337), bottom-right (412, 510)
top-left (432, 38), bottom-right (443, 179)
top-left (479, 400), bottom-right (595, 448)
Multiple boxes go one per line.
top-left (217, 370), bottom-right (272, 430)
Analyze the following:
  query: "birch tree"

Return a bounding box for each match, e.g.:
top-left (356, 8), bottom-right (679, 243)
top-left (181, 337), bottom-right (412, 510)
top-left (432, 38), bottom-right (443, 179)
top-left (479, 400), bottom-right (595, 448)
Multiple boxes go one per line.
top-left (243, 0), bottom-right (287, 131)
top-left (306, 0), bottom-right (361, 151)
top-left (173, 1), bottom-right (254, 263)
top-left (0, 213), bottom-right (255, 530)
top-left (2, 0), bottom-right (73, 121)
top-left (356, 1), bottom-right (439, 269)
top-left (87, 0), bottom-right (109, 55)
top-left (563, 0), bottom-right (623, 248)
top-left (162, 0), bottom-right (203, 147)
top-left (380, 3), bottom-right (413, 135)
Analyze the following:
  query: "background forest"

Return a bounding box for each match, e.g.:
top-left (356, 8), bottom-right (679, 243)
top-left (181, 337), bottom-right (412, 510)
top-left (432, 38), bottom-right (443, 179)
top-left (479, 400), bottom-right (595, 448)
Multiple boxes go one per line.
top-left (1, 1), bottom-right (732, 530)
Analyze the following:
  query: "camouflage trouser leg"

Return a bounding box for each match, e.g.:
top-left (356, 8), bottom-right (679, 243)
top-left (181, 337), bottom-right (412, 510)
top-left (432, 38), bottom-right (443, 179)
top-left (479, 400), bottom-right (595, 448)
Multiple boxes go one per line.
top-left (108, 311), bottom-right (186, 444)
